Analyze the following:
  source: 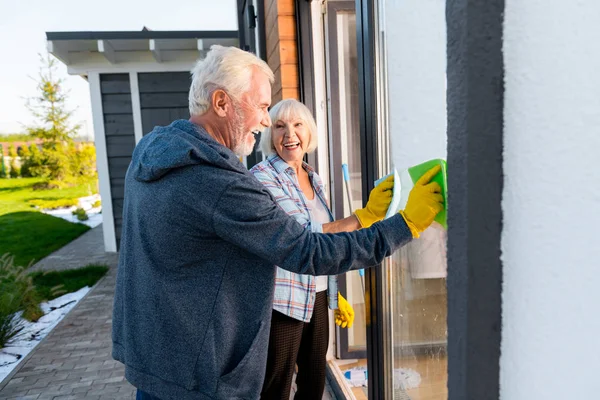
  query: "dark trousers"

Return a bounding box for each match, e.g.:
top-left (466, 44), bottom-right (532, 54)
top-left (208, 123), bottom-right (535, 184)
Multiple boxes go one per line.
top-left (261, 291), bottom-right (329, 400)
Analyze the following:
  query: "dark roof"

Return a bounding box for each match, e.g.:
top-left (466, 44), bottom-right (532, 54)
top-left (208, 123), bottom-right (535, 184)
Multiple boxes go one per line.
top-left (46, 30), bottom-right (238, 41)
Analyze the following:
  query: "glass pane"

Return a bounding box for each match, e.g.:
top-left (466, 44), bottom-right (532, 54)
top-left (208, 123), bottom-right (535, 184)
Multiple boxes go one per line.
top-left (380, 0), bottom-right (449, 397)
top-left (391, 225), bottom-right (448, 399)
top-left (327, 6), bottom-right (371, 398)
top-left (334, 11), bottom-right (366, 351)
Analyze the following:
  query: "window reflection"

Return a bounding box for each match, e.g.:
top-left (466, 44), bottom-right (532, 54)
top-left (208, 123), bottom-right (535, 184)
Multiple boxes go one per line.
top-left (325, 0), bottom-right (449, 398)
top-left (391, 223), bottom-right (448, 399)
top-left (335, 11), bottom-right (366, 351)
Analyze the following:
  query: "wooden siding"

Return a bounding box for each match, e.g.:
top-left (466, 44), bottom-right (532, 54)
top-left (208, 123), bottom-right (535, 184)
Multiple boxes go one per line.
top-left (264, 0), bottom-right (300, 104)
top-left (138, 72), bottom-right (190, 134)
top-left (100, 73), bottom-right (135, 249)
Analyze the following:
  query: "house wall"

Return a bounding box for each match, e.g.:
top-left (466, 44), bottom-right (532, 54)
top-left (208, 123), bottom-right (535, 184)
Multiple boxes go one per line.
top-left (139, 72), bottom-right (190, 134)
top-left (501, 1), bottom-right (600, 399)
top-left (264, 0), bottom-right (299, 103)
top-left (100, 74), bottom-right (136, 247)
top-left (99, 72), bottom-right (192, 248)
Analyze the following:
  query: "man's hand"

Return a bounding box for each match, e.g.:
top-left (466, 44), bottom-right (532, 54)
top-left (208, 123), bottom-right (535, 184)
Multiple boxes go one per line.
top-left (399, 165), bottom-right (444, 238)
top-left (354, 174), bottom-right (394, 228)
top-left (334, 293), bottom-right (355, 329)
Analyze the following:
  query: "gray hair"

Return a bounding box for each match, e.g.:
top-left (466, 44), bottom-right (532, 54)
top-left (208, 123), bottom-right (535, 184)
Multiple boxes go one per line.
top-left (259, 99), bottom-right (318, 156)
top-left (188, 45), bottom-right (274, 116)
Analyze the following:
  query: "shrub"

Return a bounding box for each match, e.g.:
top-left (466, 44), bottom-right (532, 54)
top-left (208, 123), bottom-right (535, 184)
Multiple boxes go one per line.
top-left (23, 144), bottom-right (44, 178)
top-left (8, 144), bottom-right (20, 178)
top-left (30, 142), bottom-right (72, 183)
top-left (28, 198), bottom-right (79, 209)
top-left (92, 199), bottom-right (101, 208)
top-left (72, 207), bottom-right (88, 221)
top-left (9, 162), bottom-right (20, 179)
top-left (32, 180), bottom-right (60, 190)
top-left (0, 254), bottom-right (40, 347)
top-left (0, 154), bottom-right (6, 178)
top-left (66, 143), bottom-right (97, 193)
top-left (0, 292), bottom-right (25, 349)
top-left (18, 145), bottom-right (32, 177)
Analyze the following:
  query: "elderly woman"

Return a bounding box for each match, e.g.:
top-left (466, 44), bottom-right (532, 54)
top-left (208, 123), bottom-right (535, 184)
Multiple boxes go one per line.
top-left (250, 99), bottom-right (394, 399)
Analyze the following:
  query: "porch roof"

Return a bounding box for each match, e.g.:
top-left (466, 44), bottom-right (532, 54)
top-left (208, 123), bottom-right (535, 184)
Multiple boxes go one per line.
top-left (46, 29), bottom-right (239, 75)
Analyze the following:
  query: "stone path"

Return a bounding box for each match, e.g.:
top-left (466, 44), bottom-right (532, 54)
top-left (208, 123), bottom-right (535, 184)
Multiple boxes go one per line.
top-left (0, 225), bottom-right (134, 399)
top-left (28, 225), bottom-right (118, 273)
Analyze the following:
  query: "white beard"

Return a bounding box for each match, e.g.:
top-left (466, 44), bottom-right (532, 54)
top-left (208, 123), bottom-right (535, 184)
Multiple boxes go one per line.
top-left (231, 102), bottom-right (257, 157)
top-left (232, 134), bottom-right (256, 157)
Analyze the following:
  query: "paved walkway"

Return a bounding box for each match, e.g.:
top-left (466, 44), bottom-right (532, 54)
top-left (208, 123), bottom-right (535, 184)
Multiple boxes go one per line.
top-left (28, 225), bottom-right (118, 273)
top-left (0, 224), bottom-right (338, 399)
top-left (0, 225), bottom-right (134, 399)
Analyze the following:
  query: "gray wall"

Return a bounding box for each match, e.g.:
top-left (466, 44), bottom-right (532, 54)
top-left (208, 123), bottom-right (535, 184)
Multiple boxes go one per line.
top-left (100, 73), bottom-right (135, 248)
top-left (139, 72), bottom-right (191, 134)
top-left (100, 72), bottom-right (192, 248)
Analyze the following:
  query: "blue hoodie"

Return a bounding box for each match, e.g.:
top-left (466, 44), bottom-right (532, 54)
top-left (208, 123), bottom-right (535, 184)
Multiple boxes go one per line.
top-left (112, 119), bottom-right (413, 399)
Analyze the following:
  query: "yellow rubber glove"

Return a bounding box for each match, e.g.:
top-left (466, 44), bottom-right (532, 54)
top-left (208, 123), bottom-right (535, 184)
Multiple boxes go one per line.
top-left (354, 174), bottom-right (394, 228)
top-left (398, 165), bottom-right (444, 238)
top-left (334, 293), bottom-right (355, 329)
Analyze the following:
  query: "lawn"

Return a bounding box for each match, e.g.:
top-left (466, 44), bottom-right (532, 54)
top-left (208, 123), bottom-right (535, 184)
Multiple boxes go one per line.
top-left (30, 264), bottom-right (109, 302)
top-left (0, 177), bottom-right (94, 216)
top-left (0, 178), bottom-right (97, 267)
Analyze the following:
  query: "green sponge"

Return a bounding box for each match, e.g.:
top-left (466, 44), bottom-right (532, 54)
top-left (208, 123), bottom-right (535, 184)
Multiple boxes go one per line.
top-left (406, 159), bottom-right (447, 229)
top-left (377, 158), bottom-right (448, 229)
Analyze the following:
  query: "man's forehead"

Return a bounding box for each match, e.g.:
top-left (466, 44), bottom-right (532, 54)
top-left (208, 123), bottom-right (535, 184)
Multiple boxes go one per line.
top-left (248, 70), bottom-right (272, 104)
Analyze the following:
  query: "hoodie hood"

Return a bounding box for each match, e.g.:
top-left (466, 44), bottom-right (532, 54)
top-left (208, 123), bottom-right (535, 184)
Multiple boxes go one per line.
top-left (131, 119), bottom-right (245, 182)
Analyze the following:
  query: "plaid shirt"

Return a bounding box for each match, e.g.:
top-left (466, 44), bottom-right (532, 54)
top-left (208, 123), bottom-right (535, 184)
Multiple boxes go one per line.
top-left (250, 154), bottom-right (339, 322)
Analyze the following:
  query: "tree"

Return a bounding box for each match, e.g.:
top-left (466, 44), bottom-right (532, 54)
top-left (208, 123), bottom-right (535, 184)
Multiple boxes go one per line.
top-left (8, 144), bottom-right (20, 178)
top-left (68, 142), bottom-right (97, 193)
top-left (0, 151), bottom-right (6, 178)
top-left (26, 53), bottom-right (81, 185)
top-left (18, 145), bottom-right (32, 177)
top-left (18, 144), bottom-right (44, 179)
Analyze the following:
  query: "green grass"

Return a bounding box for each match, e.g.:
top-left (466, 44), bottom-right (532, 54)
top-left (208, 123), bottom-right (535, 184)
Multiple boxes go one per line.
top-left (0, 178), bottom-right (97, 267)
top-left (28, 198), bottom-right (79, 210)
top-left (0, 177), bottom-right (95, 216)
top-left (30, 264), bottom-right (109, 302)
top-left (0, 260), bottom-right (108, 345)
top-left (0, 212), bottom-right (90, 267)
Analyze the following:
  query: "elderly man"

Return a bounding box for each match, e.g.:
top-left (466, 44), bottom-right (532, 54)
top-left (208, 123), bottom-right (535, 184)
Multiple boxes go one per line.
top-left (112, 45), bottom-right (443, 400)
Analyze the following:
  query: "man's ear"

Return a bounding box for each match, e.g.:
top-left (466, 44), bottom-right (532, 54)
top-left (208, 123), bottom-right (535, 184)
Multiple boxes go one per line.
top-left (212, 89), bottom-right (231, 117)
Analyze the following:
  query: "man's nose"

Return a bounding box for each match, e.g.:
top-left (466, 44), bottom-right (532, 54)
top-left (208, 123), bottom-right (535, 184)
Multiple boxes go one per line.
top-left (261, 110), bottom-right (271, 127)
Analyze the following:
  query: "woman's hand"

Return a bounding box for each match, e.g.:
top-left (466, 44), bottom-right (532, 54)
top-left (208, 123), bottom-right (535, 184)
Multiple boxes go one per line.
top-left (335, 292), bottom-right (355, 328)
top-left (399, 165), bottom-right (444, 238)
top-left (354, 174), bottom-right (394, 228)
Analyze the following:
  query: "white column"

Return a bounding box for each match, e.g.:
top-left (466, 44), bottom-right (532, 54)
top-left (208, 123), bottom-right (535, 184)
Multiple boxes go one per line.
top-left (129, 72), bottom-right (144, 143)
top-left (88, 72), bottom-right (117, 252)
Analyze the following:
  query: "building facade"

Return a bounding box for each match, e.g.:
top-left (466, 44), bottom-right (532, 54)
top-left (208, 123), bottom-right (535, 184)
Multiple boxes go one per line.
top-left (238, 0), bottom-right (600, 399)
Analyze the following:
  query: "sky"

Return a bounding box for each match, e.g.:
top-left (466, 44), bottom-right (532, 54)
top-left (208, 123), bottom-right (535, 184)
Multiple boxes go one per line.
top-left (0, 0), bottom-right (237, 138)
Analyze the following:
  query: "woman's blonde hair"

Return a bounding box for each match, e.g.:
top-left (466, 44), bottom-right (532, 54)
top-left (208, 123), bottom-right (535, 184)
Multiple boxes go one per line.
top-left (259, 99), bottom-right (318, 156)
top-left (188, 45), bottom-right (274, 116)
